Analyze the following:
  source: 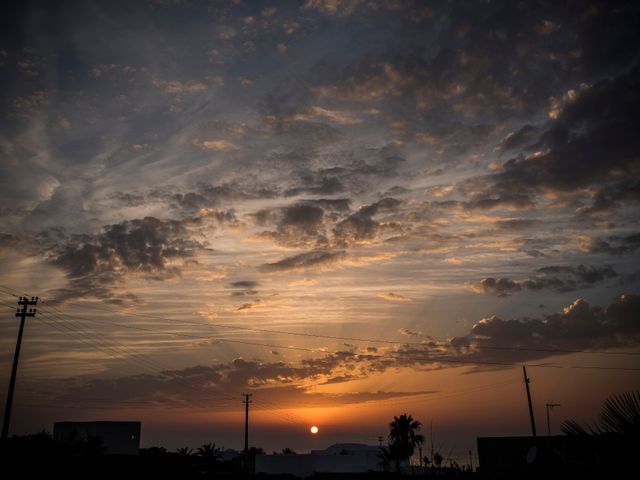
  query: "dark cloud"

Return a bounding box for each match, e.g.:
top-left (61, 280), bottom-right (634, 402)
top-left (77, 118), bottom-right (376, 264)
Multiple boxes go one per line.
top-left (469, 264), bottom-right (618, 297)
top-left (256, 197), bottom-right (402, 249)
top-left (298, 198), bottom-right (351, 212)
top-left (164, 183), bottom-right (279, 213)
top-left (577, 180), bottom-right (640, 216)
top-left (334, 197), bottom-right (402, 246)
top-left (463, 193), bottom-right (535, 211)
top-left (258, 250), bottom-right (347, 273)
top-left (55, 349), bottom-right (437, 408)
top-left (256, 203), bottom-right (329, 249)
top-left (48, 217), bottom-right (206, 302)
top-left (477, 66), bottom-right (640, 204)
top-left (496, 125), bottom-right (537, 152)
top-left (494, 218), bottom-right (540, 231)
top-left (469, 277), bottom-right (522, 297)
top-left (230, 280), bottom-right (259, 289)
top-left (280, 145), bottom-right (406, 198)
top-left (229, 280), bottom-right (260, 297)
top-left (450, 293), bottom-right (640, 364)
top-left (51, 293), bottom-right (640, 408)
top-left (580, 233), bottom-right (640, 256)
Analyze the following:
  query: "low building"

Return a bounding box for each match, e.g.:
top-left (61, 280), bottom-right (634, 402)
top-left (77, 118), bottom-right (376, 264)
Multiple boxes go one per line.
top-left (477, 434), bottom-right (634, 479)
top-left (53, 421), bottom-right (141, 455)
top-left (256, 443), bottom-right (392, 477)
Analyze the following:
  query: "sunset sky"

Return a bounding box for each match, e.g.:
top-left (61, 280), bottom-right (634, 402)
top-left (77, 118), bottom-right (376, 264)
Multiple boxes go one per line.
top-left (1, 0), bottom-right (639, 461)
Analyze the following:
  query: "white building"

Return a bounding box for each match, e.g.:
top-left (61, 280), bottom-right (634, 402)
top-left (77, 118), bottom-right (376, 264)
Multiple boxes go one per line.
top-left (256, 443), bottom-right (391, 477)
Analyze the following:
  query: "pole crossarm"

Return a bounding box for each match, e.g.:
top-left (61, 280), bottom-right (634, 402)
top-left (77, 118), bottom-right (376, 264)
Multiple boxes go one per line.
top-left (2, 296), bottom-right (38, 442)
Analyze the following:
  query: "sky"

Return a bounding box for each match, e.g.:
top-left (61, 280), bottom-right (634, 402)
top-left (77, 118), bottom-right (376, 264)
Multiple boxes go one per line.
top-left (1, 0), bottom-right (639, 462)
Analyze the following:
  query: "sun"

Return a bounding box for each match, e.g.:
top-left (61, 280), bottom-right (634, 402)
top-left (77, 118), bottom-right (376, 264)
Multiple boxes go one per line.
top-left (310, 426), bottom-right (319, 434)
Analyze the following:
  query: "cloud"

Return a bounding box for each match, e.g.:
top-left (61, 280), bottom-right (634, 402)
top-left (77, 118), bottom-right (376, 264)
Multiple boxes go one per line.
top-left (473, 66), bottom-right (640, 206)
top-left (234, 300), bottom-right (269, 312)
top-left (230, 280), bottom-right (259, 289)
top-left (496, 125), bottom-right (538, 152)
top-left (302, 0), bottom-right (357, 15)
top-left (494, 218), bottom-right (540, 231)
top-left (49, 294), bottom-right (640, 410)
top-left (579, 233), bottom-right (640, 256)
top-left (255, 197), bottom-right (402, 249)
top-left (47, 217), bottom-right (206, 302)
top-left (194, 139), bottom-right (238, 151)
top-left (259, 250), bottom-right (347, 274)
top-left (577, 180), bottom-right (640, 216)
top-left (56, 352), bottom-right (436, 408)
top-left (255, 203), bottom-right (329, 249)
top-left (450, 293), bottom-right (640, 364)
top-left (468, 264), bottom-right (618, 297)
top-left (294, 106), bottom-right (362, 125)
top-left (152, 78), bottom-right (214, 94)
top-left (462, 193), bottom-right (535, 211)
top-left (378, 292), bottom-right (411, 302)
top-left (468, 277), bottom-right (522, 297)
top-left (398, 328), bottom-right (421, 336)
top-left (12, 91), bottom-right (49, 114)
top-left (334, 197), bottom-right (402, 246)
top-left (228, 280), bottom-right (260, 297)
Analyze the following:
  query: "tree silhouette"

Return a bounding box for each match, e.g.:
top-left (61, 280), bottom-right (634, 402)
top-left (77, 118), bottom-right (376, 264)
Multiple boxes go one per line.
top-left (600, 391), bottom-right (640, 436)
top-left (281, 447), bottom-right (296, 454)
top-left (241, 446), bottom-right (265, 473)
top-left (176, 446), bottom-right (193, 456)
top-left (433, 452), bottom-right (443, 469)
top-left (197, 442), bottom-right (222, 461)
top-left (562, 391), bottom-right (640, 436)
top-left (388, 413), bottom-right (424, 472)
top-left (377, 446), bottom-right (393, 472)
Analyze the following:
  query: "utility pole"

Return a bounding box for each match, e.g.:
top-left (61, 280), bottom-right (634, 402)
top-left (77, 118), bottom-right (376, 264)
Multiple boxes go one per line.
top-left (522, 366), bottom-right (537, 437)
top-left (2, 296), bottom-right (38, 443)
top-left (469, 450), bottom-right (473, 472)
top-left (242, 393), bottom-right (252, 455)
top-left (546, 402), bottom-right (561, 436)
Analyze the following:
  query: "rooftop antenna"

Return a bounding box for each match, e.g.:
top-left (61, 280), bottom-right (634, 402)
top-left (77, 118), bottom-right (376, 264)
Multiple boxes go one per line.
top-left (546, 401), bottom-right (561, 436)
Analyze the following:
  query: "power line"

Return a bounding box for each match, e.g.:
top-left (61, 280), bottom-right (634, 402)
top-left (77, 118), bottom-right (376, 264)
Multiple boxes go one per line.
top-left (28, 303), bottom-right (640, 372)
top-left (55, 298), bottom-right (640, 356)
top-left (18, 291), bottom-right (640, 358)
top-left (4, 295), bottom-right (640, 373)
top-left (3, 285), bottom-right (640, 358)
top-left (34, 310), bottom-right (238, 406)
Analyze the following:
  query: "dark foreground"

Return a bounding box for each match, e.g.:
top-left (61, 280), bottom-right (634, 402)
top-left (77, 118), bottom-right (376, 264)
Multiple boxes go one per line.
top-left (1, 432), bottom-right (637, 480)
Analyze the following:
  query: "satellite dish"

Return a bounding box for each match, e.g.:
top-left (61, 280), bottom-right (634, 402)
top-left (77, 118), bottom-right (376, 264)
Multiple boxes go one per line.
top-left (526, 446), bottom-right (538, 464)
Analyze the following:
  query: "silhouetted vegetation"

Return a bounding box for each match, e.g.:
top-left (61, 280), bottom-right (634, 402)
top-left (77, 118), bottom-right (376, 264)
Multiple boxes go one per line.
top-left (562, 390), bottom-right (640, 437)
top-left (386, 413), bottom-right (424, 472)
top-left (556, 391), bottom-right (639, 478)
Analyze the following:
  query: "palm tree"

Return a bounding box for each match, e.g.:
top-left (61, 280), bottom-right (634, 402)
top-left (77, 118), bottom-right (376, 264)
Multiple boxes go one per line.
top-left (388, 413), bottom-right (424, 472)
top-left (377, 446), bottom-right (393, 472)
top-left (599, 391), bottom-right (640, 436)
top-left (281, 447), bottom-right (296, 454)
top-left (197, 442), bottom-right (222, 461)
top-left (562, 391), bottom-right (640, 437)
top-left (176, 447), bottom-right (193, 456)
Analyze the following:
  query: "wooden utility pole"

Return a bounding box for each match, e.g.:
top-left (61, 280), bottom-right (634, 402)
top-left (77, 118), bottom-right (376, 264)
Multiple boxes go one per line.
top-left (2, 296), bottom-right (38, 442)
top-left (243, 393), bottom-right (252, 455)
top-left (523, 366), bottom-right (537, 437)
